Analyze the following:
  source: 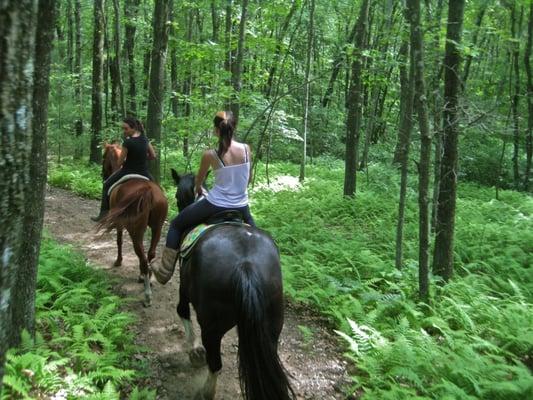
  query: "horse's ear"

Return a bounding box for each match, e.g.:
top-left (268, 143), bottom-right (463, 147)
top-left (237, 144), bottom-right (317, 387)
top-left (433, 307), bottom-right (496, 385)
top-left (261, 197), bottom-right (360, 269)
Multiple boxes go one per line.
top-left (171, 168), bottom-right (180, 185)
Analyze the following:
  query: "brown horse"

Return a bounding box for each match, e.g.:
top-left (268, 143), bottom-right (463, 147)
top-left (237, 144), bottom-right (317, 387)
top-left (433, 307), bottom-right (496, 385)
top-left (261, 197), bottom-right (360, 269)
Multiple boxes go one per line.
top-left (102, 142), bottom-right (122, 179)
top-left (97, 148), bottom-right (168, 307)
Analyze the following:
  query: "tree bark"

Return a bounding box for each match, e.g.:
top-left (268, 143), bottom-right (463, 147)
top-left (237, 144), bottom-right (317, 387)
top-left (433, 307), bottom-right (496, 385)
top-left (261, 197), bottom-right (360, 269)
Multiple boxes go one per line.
top-left (511, 5), bottom-right (522, 189)
top-left (146, 0), bottom-right (171, 182)
top-left (461, 2), bottom-right (487, 92)
top-left (407, 0), bottom-right (433, 300)
top-left (429, 0), bottom-right (444, 232)
top-left (395, 33), bottom-right (415, 270)
top-left (230, 0), bottom-right (249, 124)
top-left (525, 4), bottom-right (533, 191)
top-left (322, 21), bottom-right (358, 108)
top-left (182, 7), bottom-right (194, 158)
top-left (11, 0), bottom-right (56, 348)
top-left (90, 0), bottom-right (105, 164)
top-left (432, 0), bottom-right (466, 281)
top-left (113, 0), bottom-right (126, 118)
top-left (211, 0), bottom-right (219, 42)
top-left (73, 0), bottom-right (83, 160)
top-left (300, 0), bottom-right (315, 182)
top-left (343, 0), bottom-right (370, 197)
top-left (0, 0), bottom-right (38, 388)
top-left (66, 0), bottom-right (74, 73)
top-left (265, 0), bottom-right (298, 99)
top-left (124, 0), bottom-right (141, 115)
top-left (224, 0), bottom-right (232, 82)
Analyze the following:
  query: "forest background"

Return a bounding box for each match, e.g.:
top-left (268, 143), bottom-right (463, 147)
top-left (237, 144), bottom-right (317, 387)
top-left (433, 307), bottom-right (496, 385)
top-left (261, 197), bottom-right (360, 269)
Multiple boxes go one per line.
top-left (1, 0), bottom-right (533, 399)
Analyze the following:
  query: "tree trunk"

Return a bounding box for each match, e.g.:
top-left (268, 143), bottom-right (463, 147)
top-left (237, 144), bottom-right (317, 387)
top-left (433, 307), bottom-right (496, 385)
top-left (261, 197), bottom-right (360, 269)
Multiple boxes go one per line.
top-left (343, 0), bottom-right (370, 197)
top-left (230, 0), bottom-right (248, 124)
top-left (408, 0), bottom-right (433, 300)
top-left (146, 0), bottom-right (171, 182)
top-left (66, 0), bottom-right (74, 73)
top-left (11, 0), bottom-right (56, 348)
top-left (429, 0), bottom-right (445, 232)
top-left (211, 0), bottom-right (219, 42)
top-left (461, 3), bottom-right (487, 92)
top-left (395, 33), bottom-right (415, 270)
top-left (182, 8), bottom-right (194, 158)
top-left (90, 0), bottom-right (105, 164)
top-left (0, 0), bottom-right (38, 388)
top-left (432, 0), bottom-right (466, 281)
top-left (113, 0), bottom-right (126, 118)
top-left (300, 0), bottom-right (315, 182)
top-left (322, 21), bottom-right (358, 108)
top-left (265, 0), bottom-right (298, 99)
top-left (124, 0), bottom-right (140, 115)
top-left (73, 0), bottom-right (83, 160)
top-left (525, 4), bottom-right (533, 191)
top-left (511, 5), bottom-right (522, 189)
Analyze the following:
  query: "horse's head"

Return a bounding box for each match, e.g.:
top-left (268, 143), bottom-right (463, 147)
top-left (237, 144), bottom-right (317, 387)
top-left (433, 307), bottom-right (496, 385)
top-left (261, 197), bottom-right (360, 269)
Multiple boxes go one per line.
top-left (102, 142), bottom-right (122, 180)
top-left (171, 169), bottom-right (196, 212)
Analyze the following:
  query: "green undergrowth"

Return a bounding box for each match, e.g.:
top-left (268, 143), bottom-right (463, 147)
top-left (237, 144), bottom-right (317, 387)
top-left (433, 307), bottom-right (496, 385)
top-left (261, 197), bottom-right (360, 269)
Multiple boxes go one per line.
top-left (2, 239), bottom-right (155, 400)
top-left (252, 159), bottom-right (533, 400)
top-left (47, 156), bottom-right (533, 399)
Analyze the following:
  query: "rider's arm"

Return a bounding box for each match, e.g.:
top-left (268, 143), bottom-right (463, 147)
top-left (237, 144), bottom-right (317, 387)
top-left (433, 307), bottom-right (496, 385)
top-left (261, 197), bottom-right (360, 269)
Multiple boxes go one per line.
top-left (246, 144), bottom-right (253, 186)
top-left (147, 142), bottom-right (156, 160)
top-left (195, 151), bottom-right (211, 196)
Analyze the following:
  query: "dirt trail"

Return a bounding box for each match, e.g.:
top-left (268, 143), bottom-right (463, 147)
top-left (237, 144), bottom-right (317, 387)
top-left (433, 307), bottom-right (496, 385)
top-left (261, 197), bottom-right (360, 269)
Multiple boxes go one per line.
top-left (44, 187), bottom-right (349, 400)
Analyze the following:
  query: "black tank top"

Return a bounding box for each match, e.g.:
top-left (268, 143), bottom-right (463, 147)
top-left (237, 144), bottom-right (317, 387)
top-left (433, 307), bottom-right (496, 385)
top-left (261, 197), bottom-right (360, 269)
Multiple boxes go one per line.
top-left (122, 135), bottom-right (149, 173)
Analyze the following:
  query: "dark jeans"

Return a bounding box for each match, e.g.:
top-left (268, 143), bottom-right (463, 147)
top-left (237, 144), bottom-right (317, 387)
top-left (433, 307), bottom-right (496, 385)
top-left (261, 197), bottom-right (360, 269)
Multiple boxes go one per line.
top-left (165, 198), bottom-right (256, 249)
top-left (97, 168), bottom-right (153, 214)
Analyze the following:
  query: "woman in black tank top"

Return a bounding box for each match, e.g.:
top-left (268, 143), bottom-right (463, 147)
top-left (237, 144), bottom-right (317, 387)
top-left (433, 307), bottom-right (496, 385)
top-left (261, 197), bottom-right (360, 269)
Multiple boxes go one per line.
top-left (91, 117), bottom-right (156, 222)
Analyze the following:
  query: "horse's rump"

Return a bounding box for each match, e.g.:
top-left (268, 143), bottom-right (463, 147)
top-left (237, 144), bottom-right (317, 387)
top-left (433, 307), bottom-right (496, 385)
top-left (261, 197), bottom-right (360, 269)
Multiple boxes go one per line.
top-left (97, 180), bottom-right (155, 232)
top-left (184, 225), bottom-right (294, 399)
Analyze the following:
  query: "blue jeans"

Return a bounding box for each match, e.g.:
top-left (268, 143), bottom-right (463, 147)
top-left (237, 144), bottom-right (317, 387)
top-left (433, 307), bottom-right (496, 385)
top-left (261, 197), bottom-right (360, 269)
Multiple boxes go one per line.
top-left (165, 198), bottom-right (255, 249)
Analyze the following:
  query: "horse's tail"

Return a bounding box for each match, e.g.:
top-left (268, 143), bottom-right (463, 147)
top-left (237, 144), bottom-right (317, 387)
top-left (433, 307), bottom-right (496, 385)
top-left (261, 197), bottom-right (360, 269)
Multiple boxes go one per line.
top-left (232, 262), bottom-right (295, 400)
top-left (97, 185), bottom-right (153, 232)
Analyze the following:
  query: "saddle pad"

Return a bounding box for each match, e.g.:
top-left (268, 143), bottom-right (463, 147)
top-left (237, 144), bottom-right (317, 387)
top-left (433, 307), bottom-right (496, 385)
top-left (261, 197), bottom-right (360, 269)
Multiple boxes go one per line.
top-left (180, 224), bottom-right (212, 259)
top-left (108, 174), bottom-right (149, 196)
top-left (179, 221), bottom-right (249, 260)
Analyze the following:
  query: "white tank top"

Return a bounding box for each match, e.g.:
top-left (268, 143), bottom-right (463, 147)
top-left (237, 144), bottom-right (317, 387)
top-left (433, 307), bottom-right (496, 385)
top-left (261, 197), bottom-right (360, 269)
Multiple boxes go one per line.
top-left (206, 144), bottom-right (250, 208)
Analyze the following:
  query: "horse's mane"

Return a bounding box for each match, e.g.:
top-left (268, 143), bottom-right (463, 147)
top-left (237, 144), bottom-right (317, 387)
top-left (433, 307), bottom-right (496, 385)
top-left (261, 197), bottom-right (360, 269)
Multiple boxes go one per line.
top-left (102, 143), bottom-right (123, 178)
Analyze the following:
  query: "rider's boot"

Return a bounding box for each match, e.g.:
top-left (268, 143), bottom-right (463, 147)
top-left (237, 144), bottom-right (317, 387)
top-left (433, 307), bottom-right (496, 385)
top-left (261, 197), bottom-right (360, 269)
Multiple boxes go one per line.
top-left (152, 247), bottom-right (179, 284)
top-left (91, 190), bottom-right (110, 222)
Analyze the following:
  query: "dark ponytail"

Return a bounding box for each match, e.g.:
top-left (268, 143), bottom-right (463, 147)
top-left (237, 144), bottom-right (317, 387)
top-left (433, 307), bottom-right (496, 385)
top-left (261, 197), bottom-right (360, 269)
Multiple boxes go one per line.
top-left (123, 116), bottom-right (145, 136)
top-left (213, 110), bottom-right (235, 158)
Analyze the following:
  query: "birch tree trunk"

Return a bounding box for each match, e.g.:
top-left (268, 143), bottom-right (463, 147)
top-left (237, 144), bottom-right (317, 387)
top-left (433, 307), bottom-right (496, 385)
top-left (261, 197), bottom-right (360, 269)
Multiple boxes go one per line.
top-left (0, 0), bottom-right (38, 388)
top-left (11, 0), bottom-right (56, 348)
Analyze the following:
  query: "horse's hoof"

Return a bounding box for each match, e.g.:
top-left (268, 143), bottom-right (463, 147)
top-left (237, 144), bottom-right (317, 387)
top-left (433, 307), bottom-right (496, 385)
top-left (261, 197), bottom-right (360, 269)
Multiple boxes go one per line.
top-left (113, 259), bottom-right (122, 267)
top-left (189, 346), bottom-right (206, 368)
top-left (143, 299), bottom-right (152, 308)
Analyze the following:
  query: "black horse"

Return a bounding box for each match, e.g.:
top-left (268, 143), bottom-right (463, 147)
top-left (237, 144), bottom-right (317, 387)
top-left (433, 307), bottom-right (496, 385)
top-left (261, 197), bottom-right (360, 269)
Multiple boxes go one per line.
top-left (170, 169), bottom-right (295, 400)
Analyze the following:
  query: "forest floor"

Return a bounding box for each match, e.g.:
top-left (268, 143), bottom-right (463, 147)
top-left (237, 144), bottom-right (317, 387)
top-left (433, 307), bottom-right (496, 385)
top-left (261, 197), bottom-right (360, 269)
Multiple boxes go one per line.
top-left (43, 186), bottom-right (350, 400)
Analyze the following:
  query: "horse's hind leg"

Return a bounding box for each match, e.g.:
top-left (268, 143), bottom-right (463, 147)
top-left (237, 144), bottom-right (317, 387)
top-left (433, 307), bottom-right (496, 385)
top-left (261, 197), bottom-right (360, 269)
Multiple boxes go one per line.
top-left (131, 230), bottom-right (152, 307)
top-left (177, 285), bottom-right (206, 367)
top-left (114, 227), bottom-right (123, 267)
top-left (194, 330), bottom-right (222, 400)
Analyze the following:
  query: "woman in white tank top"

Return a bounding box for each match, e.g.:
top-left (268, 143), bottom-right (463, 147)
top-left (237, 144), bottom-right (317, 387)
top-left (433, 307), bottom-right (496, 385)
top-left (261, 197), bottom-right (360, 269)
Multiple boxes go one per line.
top-left (152, 111), bottom-right (256, 284)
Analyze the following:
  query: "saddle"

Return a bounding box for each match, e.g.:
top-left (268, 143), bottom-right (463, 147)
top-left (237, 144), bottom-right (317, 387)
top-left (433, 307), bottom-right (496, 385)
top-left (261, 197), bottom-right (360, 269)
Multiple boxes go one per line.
top-left (179, 210), bottom-right (247, 260)
top-left (108, 174), bottom-right (149, 196)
